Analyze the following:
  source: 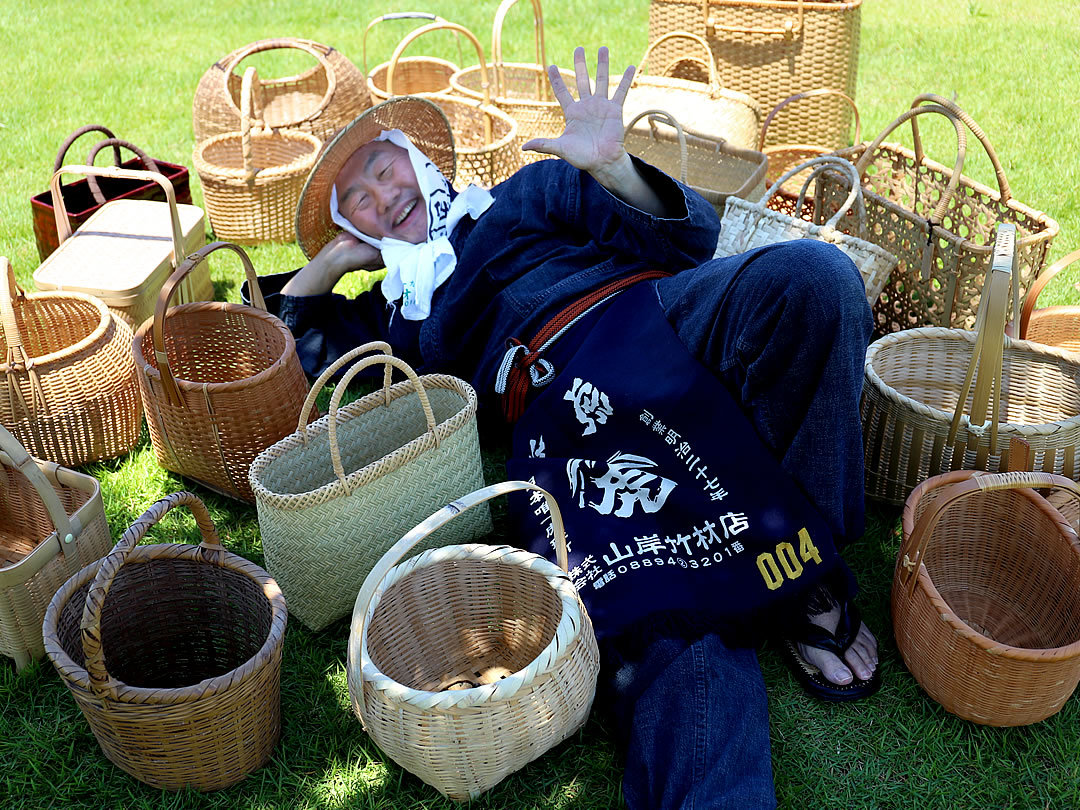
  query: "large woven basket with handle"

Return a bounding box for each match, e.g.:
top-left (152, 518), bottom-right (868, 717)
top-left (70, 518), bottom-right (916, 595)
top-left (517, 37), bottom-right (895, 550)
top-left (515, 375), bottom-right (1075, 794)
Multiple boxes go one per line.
top-left (895, 470), bottom-right (1080, 726)
top-left (364, 12), bottom-right (463, 102)
top-left (42, 491), bottom-right (287, 791)
top-left (347, 480), bottom-right (600, 801)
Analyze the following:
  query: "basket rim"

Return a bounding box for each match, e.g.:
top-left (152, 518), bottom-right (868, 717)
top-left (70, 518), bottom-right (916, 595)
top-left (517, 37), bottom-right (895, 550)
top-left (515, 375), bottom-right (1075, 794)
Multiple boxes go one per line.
top-left (193, 129), bottom-right (321, 181)
top-left (420, 93), bottom-right (519, 155)
top-left (367, 55), bottom-right (461, 100)
top-left (0, 290), bottom-right (115, 372)
top-left (450, 63), bottom-right (574, 110)
top-left (358, 542), bottom-right (587, 709)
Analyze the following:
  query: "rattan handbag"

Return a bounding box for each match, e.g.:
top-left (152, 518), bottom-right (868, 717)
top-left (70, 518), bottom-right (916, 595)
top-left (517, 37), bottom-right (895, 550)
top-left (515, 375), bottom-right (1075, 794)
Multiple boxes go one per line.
top-left (194, 67), bottom-right (321, 244)
top-left (862, 225), bottom-right (1080, 505)
top-left (364, 12), bottom-right (462, 102)
top-left (347, 480), bottom-right (600, 801)
top-left (895, 470), bottom-right (1080, 726)
top-left (714, 156), bottom-right (897, 305)
top-left (817, 95), bottom-right (1059, 336)
top-left (1, 258), bottom-right (140, 467)
top-left (0, 425), bottom-right (110, 670)
top-left (132, 242), bottom-right (311, 503)
top-left (624, 31), bottom-right (762, 149)
top-left (42, 491), bottom-right (287, 790)
top-left (249, 346), bottom-right (490, 632)
top-left (647, 0), bottom-right (862, 148)
top-left (192, 37), bottom-right (370, 143)
top-left (1008, 248), bottom-right (1080, 353)
top-left (624, 109), bottom-right (767, 215)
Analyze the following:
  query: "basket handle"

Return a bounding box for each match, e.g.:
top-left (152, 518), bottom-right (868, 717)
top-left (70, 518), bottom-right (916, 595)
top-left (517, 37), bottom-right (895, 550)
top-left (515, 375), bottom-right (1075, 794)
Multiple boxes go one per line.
top-left (899, 470), bottom-right (1080, 598)
top-left (1014, 248), bottom-right (1080, 339)
top-left (636, 31), bottom-right (720, 94)
top-left (624, 109), bottom-right (688, 184)
top-left (758, 89), bottom-right (861, 151)
top-left (701, 0), bottom-right (804, 40)
top-left (149, 242), bottom-right (259, 409)
top-left (83, 138), bottom-right (162, 206)
top-left (0, 259), bottom-right (47, 420)
top-left (491, 0), bottom-right (551, 101)
top-left (223, 38), bottom-right (337, 125)
top-left (295, 341), bottom-right (394, 432)
top-left (0, 423), bottom-right (76, 548)
top-left (80, 491), bottom-right (225, 698)
top-left (327, 353), bottom-right (440, 490)
top-left (239, 66), bottom-right (260, 182)
top-left (361, 13), bottom-right (459, 74)
top-left (53, 124), bottom-right (120, 174)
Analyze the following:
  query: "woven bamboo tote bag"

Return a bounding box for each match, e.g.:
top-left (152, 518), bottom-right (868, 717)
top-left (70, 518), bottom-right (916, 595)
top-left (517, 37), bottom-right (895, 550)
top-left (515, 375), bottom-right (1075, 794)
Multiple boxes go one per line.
top-left (623, 31), bottom-right (762, 149)
top-left (364, 12), bottom-right (463, 102)
top-left (648, 0), bottom-right (862, 148)
top-left (1007, 248), bottom-right (1080, 353)
top-left (895, 470), bottom-right (1080, 725)
top-left (1, 258), bottom-right (140, 467)
top-left (132, 242), bottom-right (311, 503)
top-left (816, 95), bottom-right (1059, 336)
top-left (347, 480), bottom-right (600, 801)
top-left (386, 22), bottom-right (522, 190)
top-left (0, 425), bottom-right (110, 670)
top-left (624, 109), bottom-right (767, 214)
top-left (42, 491), bottom-right (287, 790)
top-left (193, 37), bottom-right (370, 143)
top-left (862, 225), bottom-right (1080, 505)
top-left (714, 156), bottom-right (897, 304)
top-left (194, 67), bottom-right (321, 244)
top-left (249, 346), bottom-right (490, 632)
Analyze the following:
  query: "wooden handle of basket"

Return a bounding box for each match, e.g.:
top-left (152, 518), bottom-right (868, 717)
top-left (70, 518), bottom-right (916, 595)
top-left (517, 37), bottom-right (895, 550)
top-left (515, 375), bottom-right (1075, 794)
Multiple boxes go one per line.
top-left (84, 138), bottom-right (162, 206)
top-left (702, 0), bottom-right (803, 39)
top-left (909, 93), bottom-right (1011, 203)
top-left (327, 354), bottom-right (440, 489)
top-left (361, 13), bottom-right (452, 73)
top-left (491, 0), bottom-right (551, 101)
top-left (240, 66), bottom-right (259, 183)
top-left (226, 37), bottom-right (336, 95)
top-left (624, 110), bottom-right (688, 184)
top-left (0, 423), bottom-right (76, 547)
top-left (0, 258), bottom-right (26, 364)
top-left (296, 341), bottom-right (394, 432)
top-left (637, 31), bottom-right (719, 93)
top-left (1015, 248), bottom-right (1080, 339)
top-left (900, 471), bottom-right (1080, 597)
top-left (53, 124), bottom-right (120, 174)
top-left (80, 491), bottom-right (224, 697)
top-left (758, 89), bottom-right (860, 151)
top-left (790, 157), bottom-right (866, 233)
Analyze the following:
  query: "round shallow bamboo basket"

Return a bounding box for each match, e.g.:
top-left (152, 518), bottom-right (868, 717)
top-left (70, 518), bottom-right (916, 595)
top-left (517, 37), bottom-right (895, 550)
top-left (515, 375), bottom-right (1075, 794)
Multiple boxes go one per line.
top-left (364, 12), bottom-right (462, 102)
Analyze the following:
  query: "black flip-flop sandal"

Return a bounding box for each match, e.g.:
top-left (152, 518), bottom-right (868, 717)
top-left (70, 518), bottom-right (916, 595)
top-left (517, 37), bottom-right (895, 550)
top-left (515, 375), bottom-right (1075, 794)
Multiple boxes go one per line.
top-left (781, 598), bottom-right (881, 702)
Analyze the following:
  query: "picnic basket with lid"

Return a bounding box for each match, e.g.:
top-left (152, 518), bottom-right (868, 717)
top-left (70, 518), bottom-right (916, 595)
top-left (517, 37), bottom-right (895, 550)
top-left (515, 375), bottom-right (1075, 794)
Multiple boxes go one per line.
top-left (249, 346), bottom-right (490, 632)
top-left (347, 480), bottom-right (600, 801)
top-left (192, 37), bottom-right (370, 143)
top-left (895, 469), bottom-right (1080, 726)
top-left (2, 257), bottom-right (141, 468)
top-left (41, 491), bottom-right (287, 791)
top-left (364, 12), bottom-right (463, 102)
top-left (132, 241), bottom-right (311, 503)
top-left (0, 424), bottom-right (111, 671)
top-left (1007, 248), bottom-right (1080, 353)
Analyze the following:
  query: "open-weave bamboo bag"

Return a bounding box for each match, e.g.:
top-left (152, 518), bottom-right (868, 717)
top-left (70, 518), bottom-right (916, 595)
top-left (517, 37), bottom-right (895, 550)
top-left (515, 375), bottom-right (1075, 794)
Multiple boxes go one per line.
top-left (194, 67), bottom-right (321, 244)
top-left (193, 37), bottom-right (370, 143)
top-left (817, 95), bottom-right (1059, 336)
top-left (715, 156), bottom-right (897, 305)
top-left (624, 31), bottom-right (762, 149)
top-left (42, 492), bottom-right (287, 790)
top-left (624, 109), bottom-right (767, 215)
top-left (364, 12), bottom-right (462, 102)
top-left (0, 425), bottom-right (110, 670)
top-left (132, 242), bottom-right (311, 503)
top-left (1, 258), bottom-right (140, 467)
top-left (895, 470), bottom-right (1080, 726)
top-left (348, 480), bottom-right (599, 801)
top-left (249, 346), bottom-right (490, 632)
top-left (1007, 248), bottom-right (1080, 354)
top-left (863, 225), bottom-right (1080, 505)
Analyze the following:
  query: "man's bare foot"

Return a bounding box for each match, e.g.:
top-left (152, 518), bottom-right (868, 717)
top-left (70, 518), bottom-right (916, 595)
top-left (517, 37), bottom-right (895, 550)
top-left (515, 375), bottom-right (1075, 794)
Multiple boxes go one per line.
top-left (798, 602), bottom-right (878, 685)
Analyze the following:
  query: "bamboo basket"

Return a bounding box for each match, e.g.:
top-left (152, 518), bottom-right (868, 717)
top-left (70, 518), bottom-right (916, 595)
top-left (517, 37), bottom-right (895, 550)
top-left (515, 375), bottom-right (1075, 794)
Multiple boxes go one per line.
top-left (624, 109), bottom-right (767, 215)
top-left (624, 31), bottom-right (762, 149)
top-left (192, 37), bottom-right (370, 143)
top-left (862, 224), bottom-right (1080, 505)
top-left (1007, 248), bottom-right (1080, 354)
top-left (194, 67), bottom-right (321, 244)
top-left (387, 22), bottom-right (521, 190)
top-left (895, 470), bottom-right (1080, 725)
top-left (817, 95), bottom-right (1059, 336)
top-left (0, 425), bottom-right (111, 670)
top-left (249, 346), bottom-right (490, 632)
top-left (364, 12), bottom-right (463, 102)
top-left (1, 258), bottom-right (140, 467)
top-left (132, 242), bottom-right (311, 503)
top-left (347, 480), bottom-right (600, 801)
top-left (42, 492), bottom-right (287, 791)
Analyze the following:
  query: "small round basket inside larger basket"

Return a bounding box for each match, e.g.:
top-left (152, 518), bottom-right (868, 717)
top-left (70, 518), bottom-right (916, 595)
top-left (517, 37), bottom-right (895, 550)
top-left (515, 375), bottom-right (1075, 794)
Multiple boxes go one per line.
top-left (42, 492), bottom-right (288, 791)
top-left (894, 470), bottom-right (1080, 726)
top-left (347, 481), bottom-right (600, 801)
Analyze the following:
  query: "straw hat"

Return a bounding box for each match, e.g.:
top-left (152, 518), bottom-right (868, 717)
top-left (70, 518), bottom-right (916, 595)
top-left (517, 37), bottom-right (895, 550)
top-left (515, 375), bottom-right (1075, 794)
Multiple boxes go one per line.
top-left (294, 96), bottom-right (456, 259)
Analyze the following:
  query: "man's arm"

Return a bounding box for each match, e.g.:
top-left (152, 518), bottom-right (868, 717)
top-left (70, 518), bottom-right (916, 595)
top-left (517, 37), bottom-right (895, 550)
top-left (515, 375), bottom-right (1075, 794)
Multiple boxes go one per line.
top-left (282, 232), bottom-right (383, 296)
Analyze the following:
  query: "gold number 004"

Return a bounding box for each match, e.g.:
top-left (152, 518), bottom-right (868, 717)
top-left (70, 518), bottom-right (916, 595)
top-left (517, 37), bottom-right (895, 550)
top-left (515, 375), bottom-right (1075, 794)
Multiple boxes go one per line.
top-left (756, 528), bottom-right (822, 590)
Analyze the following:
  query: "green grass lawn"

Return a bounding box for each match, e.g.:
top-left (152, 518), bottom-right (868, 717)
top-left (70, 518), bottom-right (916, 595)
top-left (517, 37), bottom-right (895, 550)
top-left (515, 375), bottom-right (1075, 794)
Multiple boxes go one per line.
top-left (2, 0), bottom-right (1080, 807)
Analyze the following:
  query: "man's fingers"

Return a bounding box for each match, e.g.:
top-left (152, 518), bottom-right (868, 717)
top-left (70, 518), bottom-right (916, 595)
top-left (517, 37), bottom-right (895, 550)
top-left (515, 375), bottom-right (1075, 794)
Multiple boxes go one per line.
top-left (546, 64), bottom-right (575, 110)
top-left (522, 137), bottom-right (564, 159)
top-left (594, 46), bottom-right (609, 99)
top-left (573, 45), bottom-right (592, 99)
top-left (611, 64), bottom-right (636, 106)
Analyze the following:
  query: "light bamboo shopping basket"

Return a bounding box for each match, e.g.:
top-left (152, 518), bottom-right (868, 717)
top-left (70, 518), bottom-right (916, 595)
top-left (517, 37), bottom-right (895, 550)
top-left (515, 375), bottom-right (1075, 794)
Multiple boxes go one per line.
top-left (249, 346), bottom-right (490, 632)
top-left (1007, 248), bottom-right (1080, 354)
top-left (132, 242), bottom-right (311, 503)
top-left (348, 480), bottom-right (600, 801)
top-left (364, 12), bottom-right (462, 102)
top-left (1, 258), bottom-right (140, 467)
top-left (862, 224), bottom-right (1080, 505)
top-left (42, 491), bottom-right (287, 790)
top-left (193, 37), bottom-right (370, 143)
top-left (895, 470), bottom-right (1080, 725)
top-left (0, 425), bottom-right (110, 670)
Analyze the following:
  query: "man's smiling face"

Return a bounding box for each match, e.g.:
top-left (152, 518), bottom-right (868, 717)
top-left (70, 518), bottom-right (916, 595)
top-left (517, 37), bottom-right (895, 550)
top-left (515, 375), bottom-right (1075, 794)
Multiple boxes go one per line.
top-left (335, 140), bottom-right (428, 243)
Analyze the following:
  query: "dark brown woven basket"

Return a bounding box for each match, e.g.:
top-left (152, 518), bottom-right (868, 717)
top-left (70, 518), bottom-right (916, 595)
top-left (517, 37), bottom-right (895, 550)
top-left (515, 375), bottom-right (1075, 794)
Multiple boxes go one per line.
top-left (42, 492), bottom-right (287, 791)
